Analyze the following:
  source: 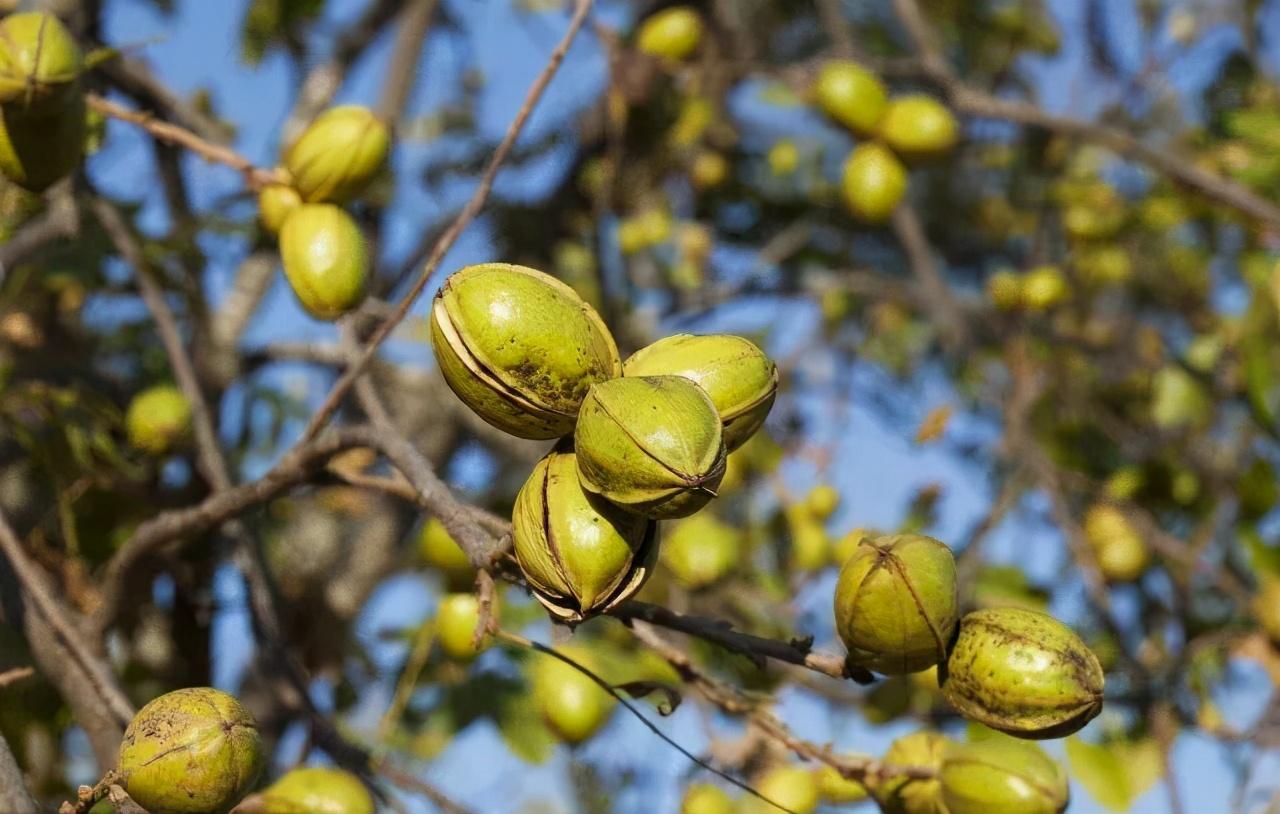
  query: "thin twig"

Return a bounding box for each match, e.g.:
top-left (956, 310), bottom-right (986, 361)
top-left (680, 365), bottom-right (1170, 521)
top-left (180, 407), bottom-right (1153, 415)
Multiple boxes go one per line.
top-left (890, 205), bottom-right (968, 350)
top-left (297, 0), bottom-right (596, 444)
top-left (373, 761), bottom-right (472, 814)
top-left (58, 770), bottom-right (120, 814)
top-left (0, 667), bottom-right (35, 689)
top-left (629, 622), bottom-right (937, 786)
top-left (494, 629), bottom-right (798, 814)
top-left (376, 622), bottom-right (435, 743)
top-left (87, 94), bottom-right (284, 190)
top-left (615, 601), bottom-right (850, 679)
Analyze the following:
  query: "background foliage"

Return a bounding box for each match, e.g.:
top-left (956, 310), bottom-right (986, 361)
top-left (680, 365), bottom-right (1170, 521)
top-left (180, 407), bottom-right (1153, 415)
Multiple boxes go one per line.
top-left (2, 0), bottom-right (1280, 811)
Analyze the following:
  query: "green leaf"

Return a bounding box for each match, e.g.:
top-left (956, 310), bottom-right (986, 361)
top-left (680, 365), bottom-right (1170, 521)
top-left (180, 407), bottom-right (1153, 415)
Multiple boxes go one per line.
top-left (1242, 526), bottom-right (1280, 578)
top-left (1066, 737), bottom-right (1163, 812)
top-left (494, 686), bottom-right (559, 764)
top-left (1066, 737), bottom-right (1131, 812)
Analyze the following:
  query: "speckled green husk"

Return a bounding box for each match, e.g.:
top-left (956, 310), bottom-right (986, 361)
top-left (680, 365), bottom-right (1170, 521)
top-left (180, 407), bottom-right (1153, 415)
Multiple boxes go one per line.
top-left (513, 443), bottom-right (658, 621)
top-left (284, 105), bottom-right (389, 203)
top-left (117, 687), bottom-right (264, 814)
top-left (430, 263), bottom-right (621, 440)
top-left (941, 737), bottom-right (1069, 814)
top-left (260, 766), bottom-right (375, 814)
top-left (940, 607), bottom-right (1104, 739)
top-left (874, 731), bottom-right (948, 814)
top-left (0, 92), bottom-right (84, 192)
top-left (575, 375), bottom-right (727, 518)
top-left (833, 534), bottom-right (957, 675)
top-left (279, 204), bottom-right (368, 320)
top-left (0, 12), bottom-right (83, 114)
top-left (622, 334), bottom-right (777, 452)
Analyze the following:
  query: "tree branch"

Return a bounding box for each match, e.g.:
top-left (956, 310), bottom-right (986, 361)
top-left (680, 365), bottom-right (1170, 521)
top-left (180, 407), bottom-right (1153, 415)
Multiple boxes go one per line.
top-left (87, 94), bottom-right (283, 190)
top-left (629, 622), bottom-right (937, 787)
top-left (0, 508), bottom-right (134, 767)
top-left (615, 601), bottom-right (850, 680)
top-left (0, 731), bottom-right (38, 814)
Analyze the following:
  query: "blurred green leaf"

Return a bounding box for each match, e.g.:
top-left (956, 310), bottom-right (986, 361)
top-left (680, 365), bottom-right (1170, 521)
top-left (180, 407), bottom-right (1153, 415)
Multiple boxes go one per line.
top-left (1066, 737), bottom-right (1163, 813)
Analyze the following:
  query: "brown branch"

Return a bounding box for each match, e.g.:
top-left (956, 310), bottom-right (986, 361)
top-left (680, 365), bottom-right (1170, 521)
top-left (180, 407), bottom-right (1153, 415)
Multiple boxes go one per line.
top-left (91, 426), bottom-right (372, 634)
top-left (86, 94), bottom-right (284, 190)
top-left (614, 601), bottom-right (850, 680)
top-left (209, 251), bottom-right (277, 361)
top-left (374, 0), bottom-right (438, 124)
top-left (296, 0), bottom-right (596, 444)
top-left (629, 622), bottom-right (937, 787)
top-left (0, 666), bottom-right (35, 689)
top-left (59, 770), bottom-right (121, 814)
top-left (0, 508), bottom-right (134, 735)
top-left (890, 205), bottom-right (968, 350)
top-left (92, 198), bottom-right (229, 491)
top-left (99, 57), bottom-right (233, 144)
top-left (373, 761), bottom-right (472, 814)
top-left (0, 730), bottom-right (38, 814)
top-left (815, 0), bottom-right (856, 59)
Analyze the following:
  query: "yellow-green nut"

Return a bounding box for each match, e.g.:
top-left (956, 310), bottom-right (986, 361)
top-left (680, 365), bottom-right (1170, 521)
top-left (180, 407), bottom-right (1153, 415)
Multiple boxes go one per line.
top-left (436, 592), bottom-right (488, 661)
top-left (661, 511), bottom-right (740, 590)
top-left (117, 687), bottom-right (264, 814)
top-left (260, 767), bottom-right (375, 814)
top-left (749, 765), bottom-right (819, 814)
top-left (532, 644), bottom-right (616, 744)
top-left (575, 375), bottom-right (727, 518)
top-left (258, 182), bottom-right (302, 235)
top-left (816, 764), bottom-right (869, 803)
top-left (279, 204), bottom-right (369, 320)
top-left (283, 105), bottom-right (389, 203)
top-left (812, 60), bottom-right (888, 136)
top-left (878, 95), bottom-right (959, 162)
top-left (940, 607), bottom-right (1105, 739)
top-left (1082, 502), bottom-right (1149, 583)
top-left (417, 517), bottom-right (474, 590)
top-left (841, 142), bottom-right (908, 223)
top-left (513, 443), bottom-right (658, 621)
top-left (940, 737), bottom-right (1069, 814)
top-left (622, 334), bottom-right (777, 453)
top-left (0, 92), bottom-right (85, 192)
top-left (874, 731), bottom-right (948, 814)
top-left (126, 384), bottom-right (192, 455)
top-left (681, 783), bottom-right (734, 814)
top-left (430, 263), bottom-right (621, 440)
top-left (834, 534), bottom-right (958, 675)
top-left (635, 6), bottom-right (703, 62)
top-left (0, 12), bottom-right (83, 115)
top-left (804, 484), bottom-right (841, 520)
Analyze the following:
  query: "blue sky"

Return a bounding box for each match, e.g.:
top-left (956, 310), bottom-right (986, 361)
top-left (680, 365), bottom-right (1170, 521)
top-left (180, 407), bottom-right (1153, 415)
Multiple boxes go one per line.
top-left (77, 0), bottom-right (1280, 811)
